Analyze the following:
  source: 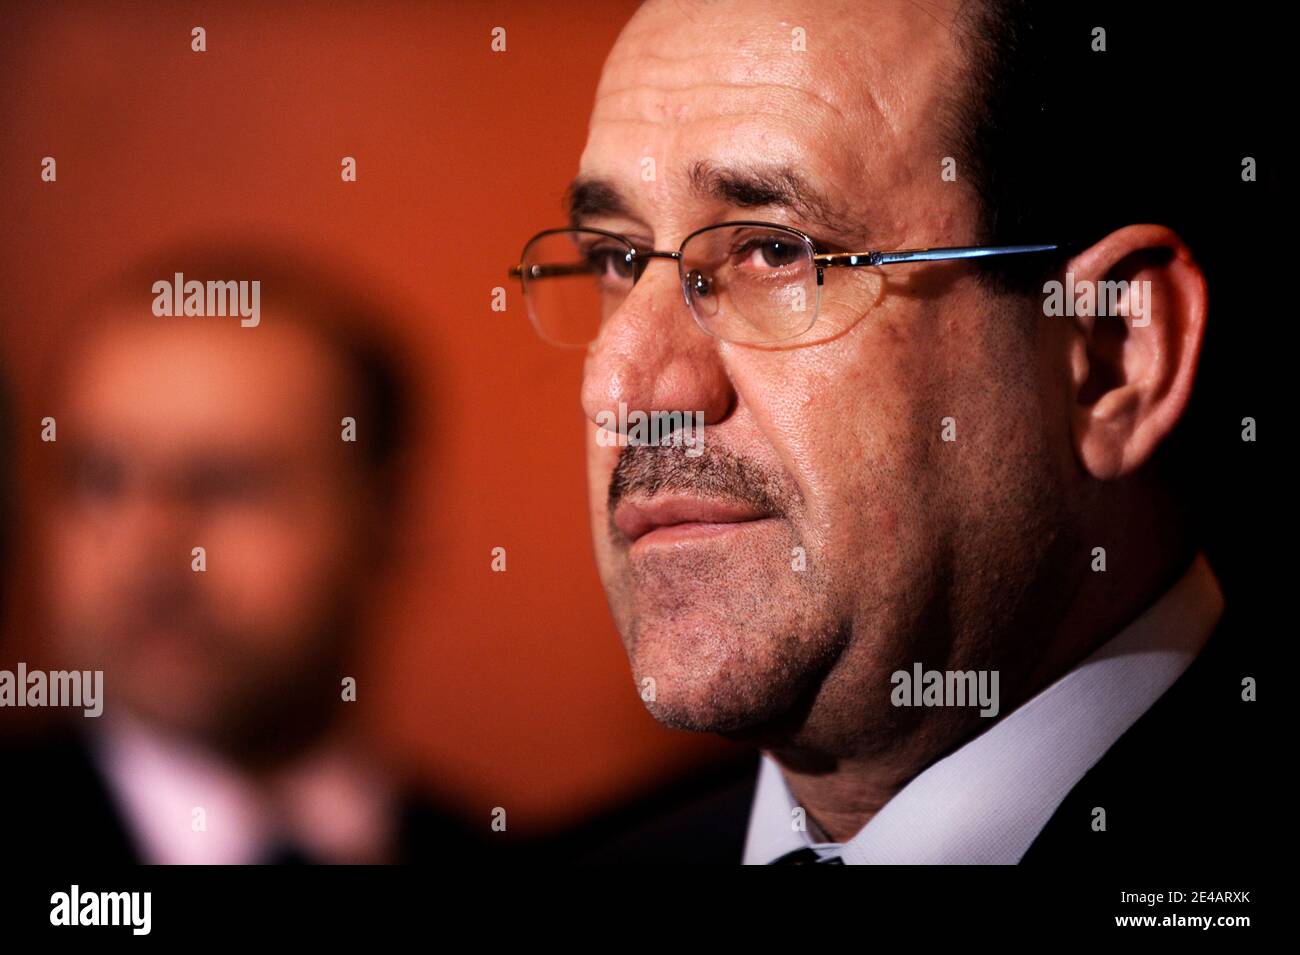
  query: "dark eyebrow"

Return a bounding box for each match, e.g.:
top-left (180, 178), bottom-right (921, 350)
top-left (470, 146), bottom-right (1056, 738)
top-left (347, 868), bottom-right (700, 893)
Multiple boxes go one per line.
top-left (564, 163), bottom-right (870, 245)
top-left (565, 176), bottom-right (631, 227)
top-left (687, 160), bottom-right (868, 244)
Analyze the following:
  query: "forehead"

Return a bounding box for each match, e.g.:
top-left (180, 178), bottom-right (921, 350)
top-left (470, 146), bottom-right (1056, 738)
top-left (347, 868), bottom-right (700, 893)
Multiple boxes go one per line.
top-left (61, 315), bottom-right (348, 455)
top-left (580, 0), bottom-right (964, 236)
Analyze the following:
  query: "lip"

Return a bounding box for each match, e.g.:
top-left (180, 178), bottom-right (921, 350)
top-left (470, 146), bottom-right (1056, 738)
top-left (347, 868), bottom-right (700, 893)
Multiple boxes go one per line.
top-left (614, 495), bottom-right (774, 548)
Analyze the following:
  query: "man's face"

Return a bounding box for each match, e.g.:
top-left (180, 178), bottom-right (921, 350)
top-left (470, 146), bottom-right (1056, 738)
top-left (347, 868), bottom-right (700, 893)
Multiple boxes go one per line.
top-left (44, 316), bottom-right (378, 752)
top-left (581, 0), bottom-right (1076, 750)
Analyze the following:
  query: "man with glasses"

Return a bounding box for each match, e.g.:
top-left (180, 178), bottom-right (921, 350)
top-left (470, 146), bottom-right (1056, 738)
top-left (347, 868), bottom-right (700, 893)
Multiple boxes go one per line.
top-left (511, 0), bottom-right (1263, 864)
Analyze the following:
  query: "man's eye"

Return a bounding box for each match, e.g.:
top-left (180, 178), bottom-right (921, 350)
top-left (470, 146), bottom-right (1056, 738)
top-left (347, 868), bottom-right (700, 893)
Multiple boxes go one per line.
top-left (70, 455), bottom-right (125, 500)
top-left (737, 237), bottom-right (803, 269)
top-left (585, 246), bottom-right (635, 280)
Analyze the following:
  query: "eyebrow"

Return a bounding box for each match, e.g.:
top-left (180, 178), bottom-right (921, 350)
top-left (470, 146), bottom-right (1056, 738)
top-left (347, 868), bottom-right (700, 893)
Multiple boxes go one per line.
top-left (565, 161), bottom-right (869, 245)
top-left (565, 177), bottom-right (632, 226)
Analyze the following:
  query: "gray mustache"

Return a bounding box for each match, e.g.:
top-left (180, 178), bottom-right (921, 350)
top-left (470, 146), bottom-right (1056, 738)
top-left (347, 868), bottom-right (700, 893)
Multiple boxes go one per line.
top-left (607, 442), bottom-right (798, 526)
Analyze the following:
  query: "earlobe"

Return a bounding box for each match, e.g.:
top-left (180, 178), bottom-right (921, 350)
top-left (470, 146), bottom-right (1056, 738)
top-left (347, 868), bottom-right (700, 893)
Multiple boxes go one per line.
top-left (1079, 388), bottom-right (1141, 480)
top-left (1064, 225), bottom-right (1208, 482)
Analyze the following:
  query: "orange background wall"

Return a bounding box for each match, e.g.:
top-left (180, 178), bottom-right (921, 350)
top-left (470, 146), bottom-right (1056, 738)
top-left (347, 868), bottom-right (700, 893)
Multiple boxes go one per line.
top-left (0, 0), bottom-right (735, 834)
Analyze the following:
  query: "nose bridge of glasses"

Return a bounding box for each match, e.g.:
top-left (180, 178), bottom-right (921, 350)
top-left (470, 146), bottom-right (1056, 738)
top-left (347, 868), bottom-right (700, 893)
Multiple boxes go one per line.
top-left (630, 248), bottom-right (682, 272)
top-left (628, 248), bottom-right (688, 302)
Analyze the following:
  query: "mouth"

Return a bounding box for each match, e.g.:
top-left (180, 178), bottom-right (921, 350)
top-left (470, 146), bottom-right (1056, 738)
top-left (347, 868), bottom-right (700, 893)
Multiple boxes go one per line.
top-left (613, 495), bottom-right (776, 550)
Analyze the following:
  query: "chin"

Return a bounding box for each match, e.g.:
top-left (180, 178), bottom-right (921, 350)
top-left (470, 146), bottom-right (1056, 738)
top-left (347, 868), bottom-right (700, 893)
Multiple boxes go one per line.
top-left (627, 611), bottom-right (841, 735)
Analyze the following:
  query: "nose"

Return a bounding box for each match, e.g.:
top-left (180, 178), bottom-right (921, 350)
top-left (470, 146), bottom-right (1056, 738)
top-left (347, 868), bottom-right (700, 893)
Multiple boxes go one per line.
top-left (580, 256), bottom-right (735, 435)
top-left (113, 486), bottom-right (203, 584)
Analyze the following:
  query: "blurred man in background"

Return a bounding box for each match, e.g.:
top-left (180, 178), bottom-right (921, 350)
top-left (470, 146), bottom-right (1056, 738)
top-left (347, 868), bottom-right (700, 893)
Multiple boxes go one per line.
top-left (1, 245), bottom-right (477, 864)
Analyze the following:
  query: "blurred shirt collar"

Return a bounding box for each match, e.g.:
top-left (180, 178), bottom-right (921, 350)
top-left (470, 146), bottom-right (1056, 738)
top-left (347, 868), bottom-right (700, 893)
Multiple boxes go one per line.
top-left (90, 713), bottom-right (396, 864)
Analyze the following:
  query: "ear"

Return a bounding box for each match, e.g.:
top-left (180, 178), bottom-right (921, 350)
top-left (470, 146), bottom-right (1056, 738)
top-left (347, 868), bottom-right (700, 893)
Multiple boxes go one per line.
top-left (1060, 224), bottom-right (1207, 481)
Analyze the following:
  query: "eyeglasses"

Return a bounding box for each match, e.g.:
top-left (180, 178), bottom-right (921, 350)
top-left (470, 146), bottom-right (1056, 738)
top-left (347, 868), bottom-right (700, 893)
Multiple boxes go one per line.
top-left (508, 220), bottom-right (1063, 347)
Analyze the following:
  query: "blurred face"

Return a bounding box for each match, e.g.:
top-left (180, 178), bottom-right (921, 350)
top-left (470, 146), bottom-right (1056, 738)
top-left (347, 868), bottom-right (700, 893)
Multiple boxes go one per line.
top-left (45, 316), bottom-right (379, 755)
top-left (581, 0), bottom-right (1078, 752)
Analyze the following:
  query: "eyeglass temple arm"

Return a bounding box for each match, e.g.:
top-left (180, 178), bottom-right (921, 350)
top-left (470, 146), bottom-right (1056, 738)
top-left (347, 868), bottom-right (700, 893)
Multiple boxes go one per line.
top-left (510, 242), bottom-right (1080, 276)
top-left (508, 262), bottom-right (595, 279)
top-left (814, 243), bottom-right (1069, 268)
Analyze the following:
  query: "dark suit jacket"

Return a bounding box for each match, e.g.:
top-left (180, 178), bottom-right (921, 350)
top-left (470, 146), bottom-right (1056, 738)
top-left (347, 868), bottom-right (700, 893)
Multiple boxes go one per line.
top-left (0, 725), bottom-right (486, 864)
top-left (581, 613), bottom-right (1264, 865)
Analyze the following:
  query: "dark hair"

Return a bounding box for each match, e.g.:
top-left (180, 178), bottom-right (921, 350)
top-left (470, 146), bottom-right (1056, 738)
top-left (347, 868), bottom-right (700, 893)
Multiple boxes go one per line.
top-left (949, 1), bottom-right (1258, 289)
top-left (947, 0), bottom-right (1273, 561)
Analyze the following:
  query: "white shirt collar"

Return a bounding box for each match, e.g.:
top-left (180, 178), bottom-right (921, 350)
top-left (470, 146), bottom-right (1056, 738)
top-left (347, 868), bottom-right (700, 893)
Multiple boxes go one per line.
top-left (743, 552), bottom-right (1224, 864)
top-left (89, 714), bottom-right (397, 864)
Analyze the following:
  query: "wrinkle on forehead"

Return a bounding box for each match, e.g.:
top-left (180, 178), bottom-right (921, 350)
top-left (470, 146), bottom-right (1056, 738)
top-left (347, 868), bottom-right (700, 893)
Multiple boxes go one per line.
top-left (594, 0), bottom-right (960, 141)
top-left (580, 0), bottom-right (966, 249)
top-left (593, 40), bottom-right (886, 140)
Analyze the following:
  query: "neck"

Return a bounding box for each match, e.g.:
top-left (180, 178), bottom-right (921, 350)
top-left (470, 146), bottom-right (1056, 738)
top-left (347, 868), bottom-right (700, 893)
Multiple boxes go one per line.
top-left (772, 490), bottom-right (1196, 844)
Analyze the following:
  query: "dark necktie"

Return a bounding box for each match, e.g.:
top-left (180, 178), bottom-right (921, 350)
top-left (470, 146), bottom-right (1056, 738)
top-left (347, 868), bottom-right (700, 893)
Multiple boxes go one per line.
top-left (770, 847), bottom-right (844, 864)
top-left (260, 841), bottom-right (321, 865)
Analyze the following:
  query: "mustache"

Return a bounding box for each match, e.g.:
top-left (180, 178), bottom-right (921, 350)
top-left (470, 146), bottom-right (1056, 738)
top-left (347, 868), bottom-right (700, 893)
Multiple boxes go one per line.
top-left (607, 442), bottom-right (800, 536)
top-left (114, 579), bottom-right (219, 638)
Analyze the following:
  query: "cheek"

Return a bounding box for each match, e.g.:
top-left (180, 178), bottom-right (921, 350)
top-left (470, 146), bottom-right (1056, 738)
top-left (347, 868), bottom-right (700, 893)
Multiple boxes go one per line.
top-left (741, 345), bottom-right (900, 497)
top-left (737, 334), bottom-right (936, 569)
top-left (44, 520), bottom-right (112, 627)
top-left (584, 423), bottom-right (619, 527)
